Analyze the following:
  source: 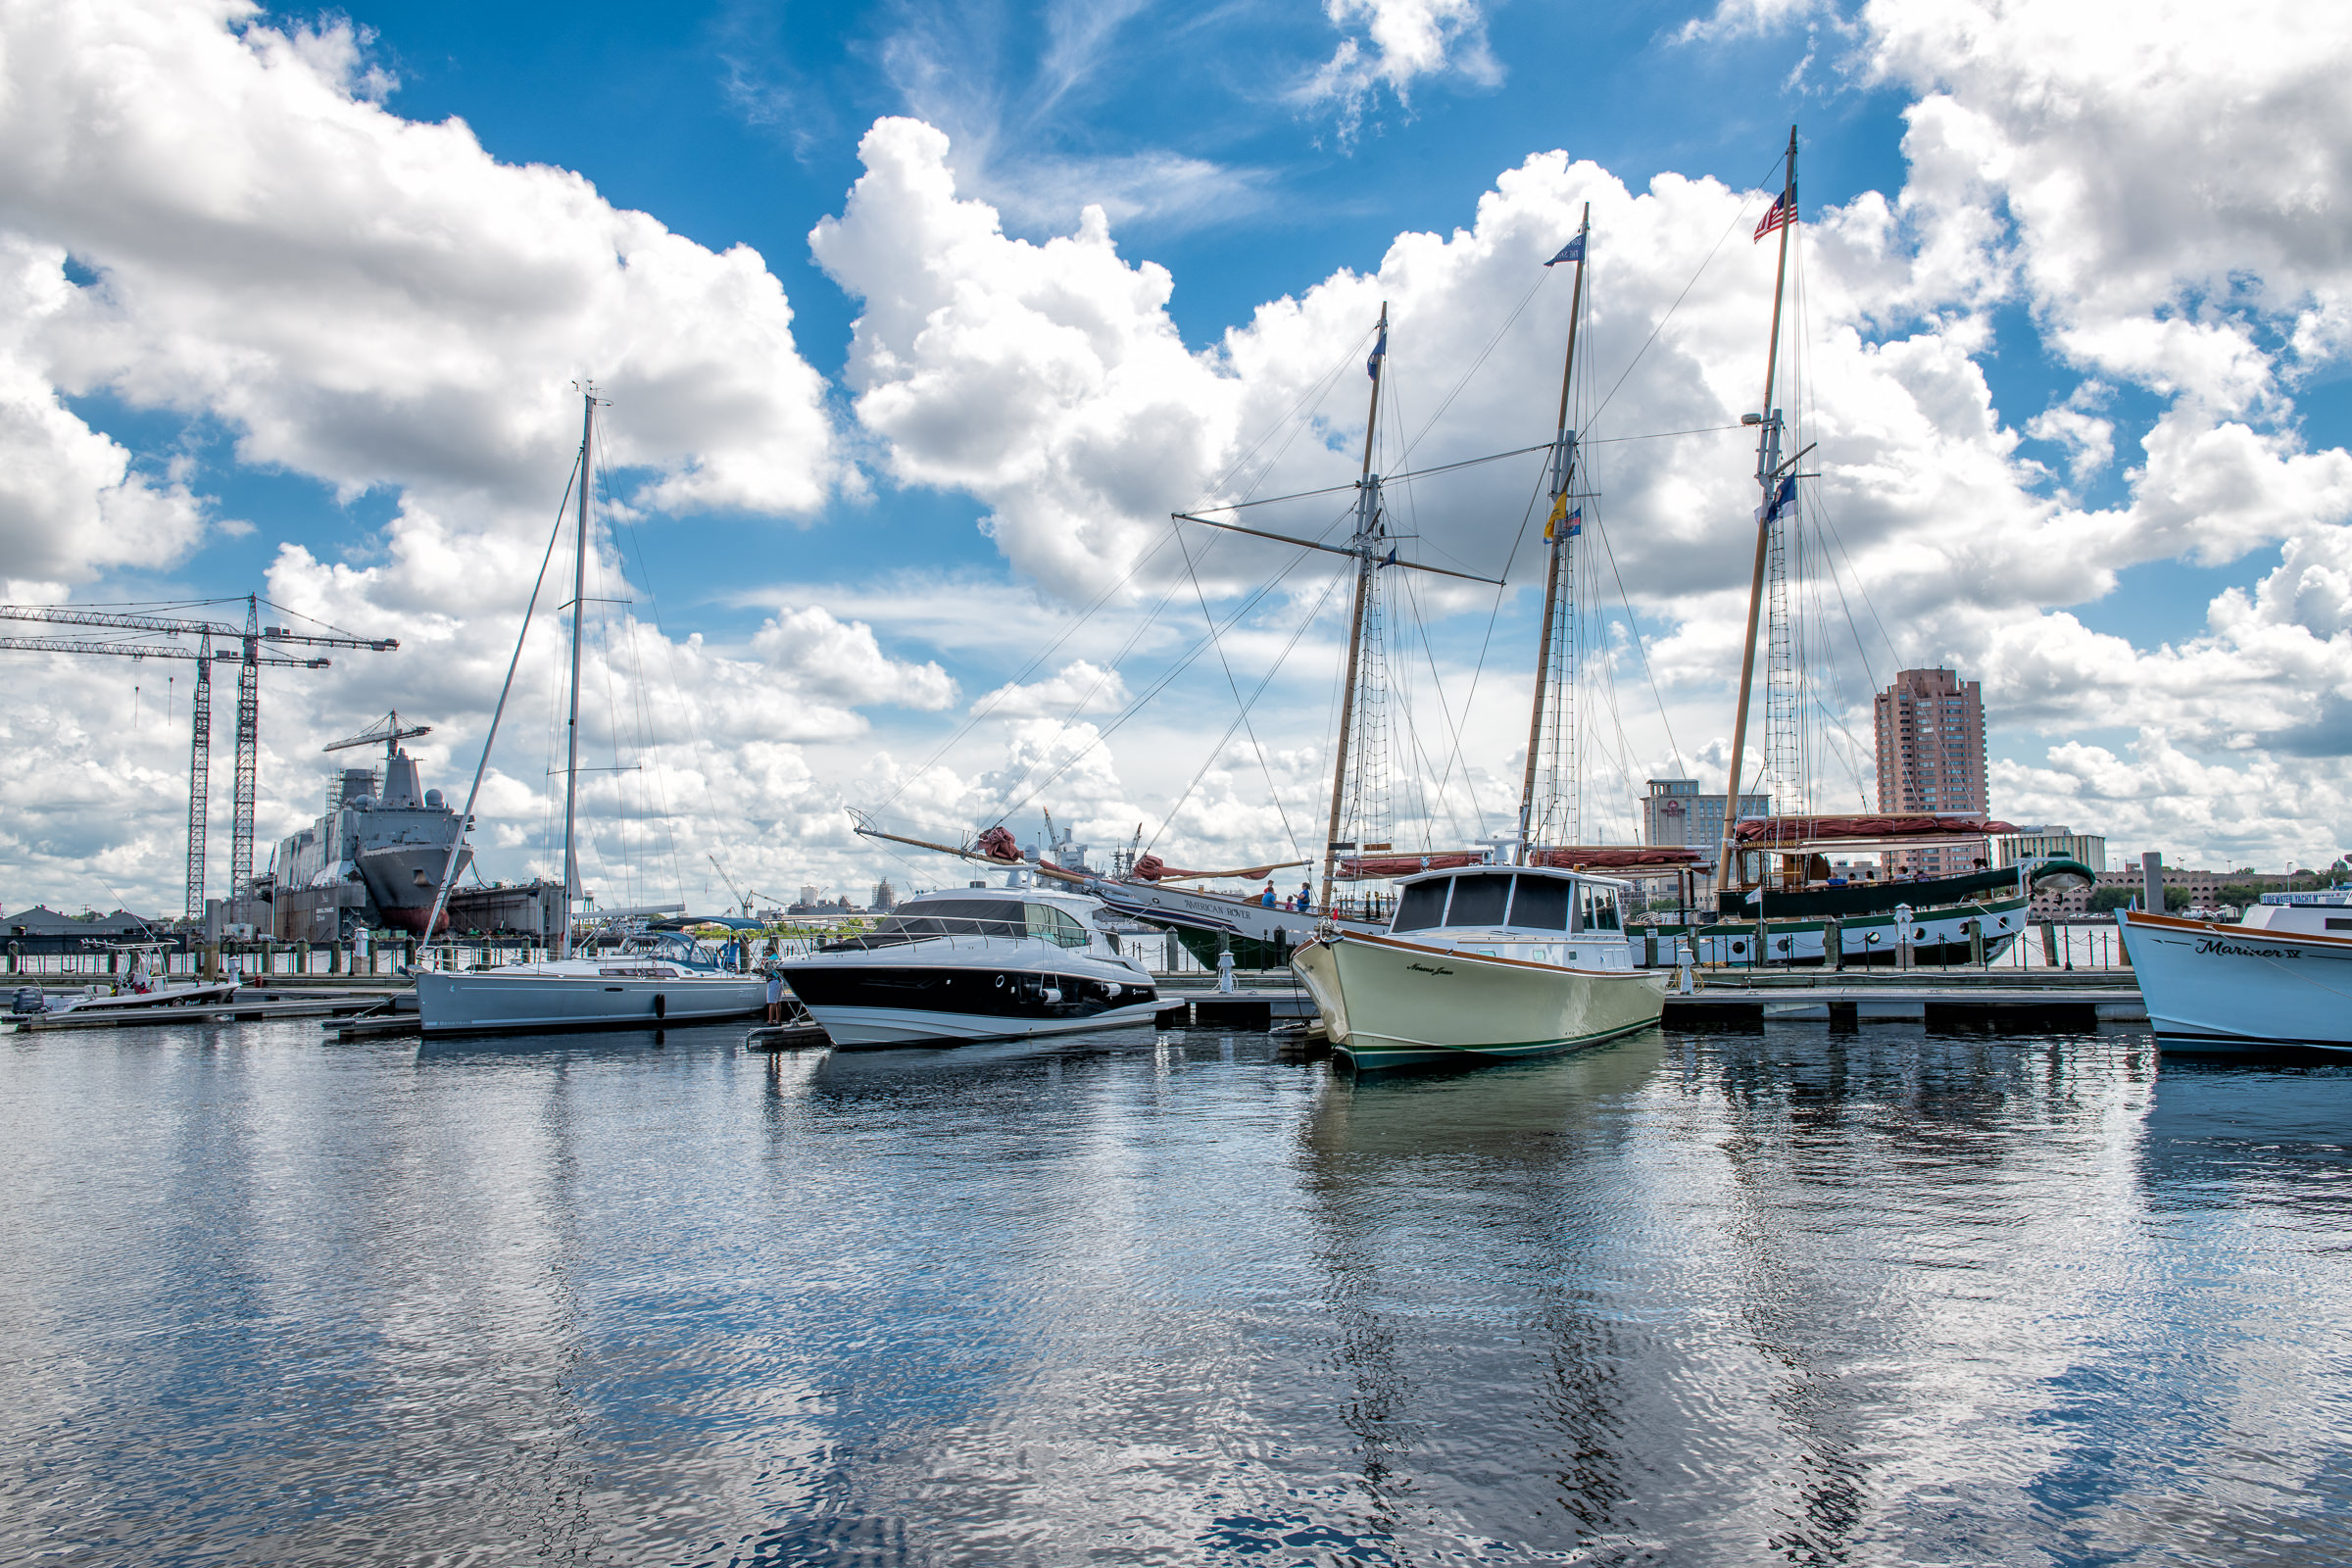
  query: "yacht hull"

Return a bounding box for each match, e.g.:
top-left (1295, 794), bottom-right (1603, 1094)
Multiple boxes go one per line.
top-left (1293, 932), bottom-right (1667, 1069)
top-left (2118, 909), bottom-right (2352, 1051)
top-left (782, 960), bottom-right (1159, 1047)
top-left (798, 998), bottom-right (1164, 1048)
top-left (415, 970), bottom-right (765, 1036)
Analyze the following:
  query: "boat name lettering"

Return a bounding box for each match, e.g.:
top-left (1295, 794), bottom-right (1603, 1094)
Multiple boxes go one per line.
top-left (2193, 938), bottom-right (2293, 959)
top-left (1405, 962), bottom-right (1454, 976)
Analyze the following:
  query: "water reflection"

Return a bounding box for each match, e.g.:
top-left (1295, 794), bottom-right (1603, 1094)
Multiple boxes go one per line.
top-left (0, 1023), bottom-right (2346, 1565)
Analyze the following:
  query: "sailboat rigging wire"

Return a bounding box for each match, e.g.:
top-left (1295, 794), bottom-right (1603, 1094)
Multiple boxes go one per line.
top-left (952, 333), bottom-right (1384, 825)
top-left (974, 531), bottom-right (1244, 826)
top-left (1141, 560), bottom-right (1351, 857)
top-left (1421, 462), bottom-right (1547, 821)
top-left (422, 454), bottom-right (577, 947)
top-left (1590, 516), bottom-right (1687, 779)
top-left (1196, 323), bottom-right (1379, 506)
top-left (1396, 569), bottom-right (1489, 847)
top-left (995, 518), bottom-right (1354, 833)
top-left (1587, 147), bottom-right (1788, 430)
top-left (595, 432), bottom-right (685, 909)
top-left (1195, 431), bottom-right (1725, 514)
top-left (1173, 513), bottom-right (1306, 862)
top-left (872, 526), bottom-right (1187, 817)
top-left (1395, 269), bottom-right (1550, 466)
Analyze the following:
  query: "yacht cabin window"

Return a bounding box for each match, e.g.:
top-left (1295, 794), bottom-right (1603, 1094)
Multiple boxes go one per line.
top-left (1392, 880), bottom-right (1451, 932)
top-left (1024, 904), bottom-right (1092, 949)
top-left (1388, 871), bottom-right (1619, 933)
top-left (1508, 876), bottom-right (1571, 931)
top-left (1446, 874), bottom-right (1514, 927)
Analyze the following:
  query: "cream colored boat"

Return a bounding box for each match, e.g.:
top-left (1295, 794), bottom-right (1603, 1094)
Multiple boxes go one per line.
top-left (1292, 864), bottom-right (1668, 1069)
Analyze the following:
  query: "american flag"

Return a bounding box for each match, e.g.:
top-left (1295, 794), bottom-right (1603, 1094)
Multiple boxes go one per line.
top-left (1753, 188), bottom-right (1795, 243)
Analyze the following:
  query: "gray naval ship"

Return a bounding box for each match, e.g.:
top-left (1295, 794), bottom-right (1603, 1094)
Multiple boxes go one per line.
top-left (267, 712), bottom-right (472, 941)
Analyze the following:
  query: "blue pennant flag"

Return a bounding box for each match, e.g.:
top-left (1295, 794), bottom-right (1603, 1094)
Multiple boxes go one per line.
top-left (1545, 233), bottom-right (1586, 267)
top-left (1366, 325), bottom-right (1387, 380)
top-left (1381, 547), bottom-right (1399, 566)
top-left (1756, 474), bottom-right (1797, 523)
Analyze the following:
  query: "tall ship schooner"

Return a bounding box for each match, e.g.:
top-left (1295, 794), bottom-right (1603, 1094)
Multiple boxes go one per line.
top-left (1642, 128), bottom-right (2092, 968)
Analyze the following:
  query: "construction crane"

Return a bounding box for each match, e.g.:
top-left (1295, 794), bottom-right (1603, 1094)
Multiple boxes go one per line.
top-left (706, 852), bottom-right (767, 921)
top-left (0, 595), bottom-right (397, 924)
top-left (324, 710), bottom-right (432, 762)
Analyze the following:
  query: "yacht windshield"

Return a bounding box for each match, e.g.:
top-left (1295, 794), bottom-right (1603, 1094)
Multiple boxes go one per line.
top-left (1509, 876), bottom-right (1571, 930)
top-left (1445, 874), bottom-right (1514, 927)
top-left (1024, 904), bottom-right (1093, 949)
top-left (1391, 880), bottom-right (1451, 932)
top-left (820, 898), bottom-right (1027, 951)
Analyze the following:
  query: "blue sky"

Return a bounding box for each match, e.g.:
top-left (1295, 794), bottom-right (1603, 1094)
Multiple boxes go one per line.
top-left (101, 0), bottom-right (2294, 650)
top-left (6, 0), bottom-right (2351, 909)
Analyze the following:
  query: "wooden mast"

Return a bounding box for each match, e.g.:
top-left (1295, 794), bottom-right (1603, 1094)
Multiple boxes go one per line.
top-left (1319, 304), bottom-right (1389, 914)
top-left (1518, 203), bottom-right (1591, 851)
top-left (1715, 126), bottom-right (1798, 901)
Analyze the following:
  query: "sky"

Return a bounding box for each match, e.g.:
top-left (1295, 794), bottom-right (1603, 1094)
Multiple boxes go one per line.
top-left (3, 0), bottom-right (2350, 917)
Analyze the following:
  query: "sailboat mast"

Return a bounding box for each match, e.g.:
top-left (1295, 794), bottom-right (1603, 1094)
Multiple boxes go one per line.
top-left (560, 390), bottom-right (593, 955)
top-left (1714, 127), bottom-right (1798, 900)
top-left (1319, 303), bottom-right (1389, 913)
top-left (1519, 203), bottom-right (1591, 849)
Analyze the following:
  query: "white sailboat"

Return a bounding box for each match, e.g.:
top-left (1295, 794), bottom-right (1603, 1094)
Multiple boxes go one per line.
top-left (413, 389), bottom-right (765, 1037)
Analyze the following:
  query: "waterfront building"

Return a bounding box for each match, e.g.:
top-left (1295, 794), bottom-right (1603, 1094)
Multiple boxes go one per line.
top-left (1874, 668), bottom-right (1986, 877)
top-left (1642, 778), bottom-right (1770, 874)
top-left (2087, 861), bottom-right (2296, 916)
top-left (2, 906), bottom-right (168, 956)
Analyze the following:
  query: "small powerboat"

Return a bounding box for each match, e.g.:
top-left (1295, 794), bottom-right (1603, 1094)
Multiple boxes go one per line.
top-left (780, 886), bottom-right (1159, 1046)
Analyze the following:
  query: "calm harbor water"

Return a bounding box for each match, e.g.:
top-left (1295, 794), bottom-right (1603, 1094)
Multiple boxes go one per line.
top-left (3, 1020), bottom-right (2347, 1566)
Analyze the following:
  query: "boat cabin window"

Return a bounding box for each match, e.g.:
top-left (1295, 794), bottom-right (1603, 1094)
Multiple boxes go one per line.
top-left (1445, 874), bottom-right (1513, 927)
top-left (1580, 885), bottom-right (1622, 931)
top-left (1508, 875), bottom-right (1571, 931)
top-left (821, 897), bottom-right (1027, 950)
top-left (1391, 879), bottom-right (1452, 932)
top-left (1024, 904), bottom-right (1092, 949)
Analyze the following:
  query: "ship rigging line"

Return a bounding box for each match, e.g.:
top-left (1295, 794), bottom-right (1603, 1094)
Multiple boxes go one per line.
top-left (947, 331), bottom-right (1385, 829)
top-left (877, 330), bottom-right (1379, 821)
top-left (423, 454), bottom-right (578, 948)
top-left (1171, 514), bottom-right (1307, 863)
top-left (1141, 560), bottom-right (1351, 859)
top-left (993, 517), bottom-right (1354, 840)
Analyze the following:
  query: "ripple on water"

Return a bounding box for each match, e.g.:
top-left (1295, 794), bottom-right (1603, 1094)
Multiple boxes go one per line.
top-left (1, 1020), bottom-right (2349, 1565)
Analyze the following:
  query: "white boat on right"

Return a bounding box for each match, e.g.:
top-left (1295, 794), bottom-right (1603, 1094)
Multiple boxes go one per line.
top-left (2118, 892), bottom-right (2352, 1051)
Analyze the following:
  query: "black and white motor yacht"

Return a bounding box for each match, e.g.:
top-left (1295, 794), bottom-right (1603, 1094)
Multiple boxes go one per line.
top-left (781, 886), bottom-right (1159, 1046)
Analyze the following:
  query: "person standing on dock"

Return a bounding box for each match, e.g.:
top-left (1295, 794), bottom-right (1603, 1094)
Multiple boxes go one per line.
top-left (764, 966), bottom-right (785, 1026)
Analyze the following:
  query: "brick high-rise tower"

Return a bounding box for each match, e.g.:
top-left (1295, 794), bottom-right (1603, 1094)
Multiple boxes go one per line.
top-left (1874, 668), bottom-right (1987, 877)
